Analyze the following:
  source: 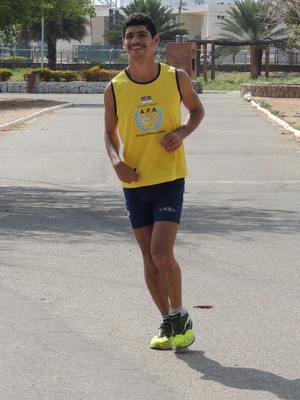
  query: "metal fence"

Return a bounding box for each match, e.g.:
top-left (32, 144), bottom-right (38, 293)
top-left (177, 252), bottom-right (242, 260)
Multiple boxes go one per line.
top-left (0, 46), bottom-right (41, 63)
top-left (1, 45), bottom-right (299, 69)
top-left (215, 49), bottom-right (300, 66)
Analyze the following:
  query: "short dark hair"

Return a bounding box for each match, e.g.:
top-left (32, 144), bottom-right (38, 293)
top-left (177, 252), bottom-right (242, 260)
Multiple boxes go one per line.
top-left (122, 13), bottom-right (157, 38)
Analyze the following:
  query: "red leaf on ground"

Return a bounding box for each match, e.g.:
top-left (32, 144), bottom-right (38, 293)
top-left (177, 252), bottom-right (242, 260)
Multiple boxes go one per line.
top-left (193, 305), bottom-right (213, 309)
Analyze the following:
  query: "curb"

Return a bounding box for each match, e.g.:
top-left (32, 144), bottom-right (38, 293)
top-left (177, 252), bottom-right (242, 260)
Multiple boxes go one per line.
top-left (248, 98), bottom-right (300, 138)
top-left (0, 102), bottom-right (73, 131)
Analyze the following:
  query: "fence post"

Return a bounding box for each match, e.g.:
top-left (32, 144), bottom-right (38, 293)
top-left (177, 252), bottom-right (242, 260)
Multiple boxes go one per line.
top-left (203, 43), bottom-right (208, 82)
top-left (211, 42), bottom-right (215, 81)
top-left (26, 73), bottom-right (40, 93)
top-left (265, 44), bottom-right (270, 78)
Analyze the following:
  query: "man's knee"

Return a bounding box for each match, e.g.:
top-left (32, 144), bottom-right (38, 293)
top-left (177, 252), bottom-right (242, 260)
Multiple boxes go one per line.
top-left (151, 248), bottom-right (174, 271)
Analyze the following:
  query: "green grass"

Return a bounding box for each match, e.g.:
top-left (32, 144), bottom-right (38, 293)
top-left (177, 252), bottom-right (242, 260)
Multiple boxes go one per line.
top-left (257, 99), bottom-right (300, 132)
top-left (291, 123), bottom-right (300, 130)
top-left (9, 68), bottom-right (31, 81)
top-left (198, 71), bottom-right (300, 91)
top-left (257, 100), bottom-right (283, 118)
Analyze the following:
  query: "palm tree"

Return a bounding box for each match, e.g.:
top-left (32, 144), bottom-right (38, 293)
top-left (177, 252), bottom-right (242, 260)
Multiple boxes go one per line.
top-left (21, 16), bottom-right (89, 70)
top-left (104, 0), bottom-right (188, 45)
top-left (216, 0), bottom-right (288, 77)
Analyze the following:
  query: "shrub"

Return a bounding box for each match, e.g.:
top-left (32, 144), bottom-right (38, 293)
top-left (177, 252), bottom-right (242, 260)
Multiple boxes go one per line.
top-left (81, 66), bottom-right (114, 82)
top-left (24, 68), bottom-right (53, 82)
top-left (51, 71), bottom-right (63, 82)
top-left (109, 70), bottom-right (119, 80)
top-left (0, 68), bottom-right (13, 81)
top-left (22, 67), bottom-right (119, 82)
top-left (23, 68), bottom-right (80, 82)
top-left (51, 70), bottom-right (79, 82)
top-left (2, 56), bottom-right (26, 64)
top-left (89, 61), bottom-right (106, 69)
top-left (60, 70), bottom-right (80, 82)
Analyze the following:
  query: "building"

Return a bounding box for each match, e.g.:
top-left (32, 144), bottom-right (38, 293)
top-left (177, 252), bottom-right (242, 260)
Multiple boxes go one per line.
top-left (176, 2), bottom-right (232, 41)
top-left (56, 2), bottom-right (233, 53)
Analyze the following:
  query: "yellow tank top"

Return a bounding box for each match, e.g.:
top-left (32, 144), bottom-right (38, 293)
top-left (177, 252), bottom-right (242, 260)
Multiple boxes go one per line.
top-left (112, 63), bottom-right (187, 188)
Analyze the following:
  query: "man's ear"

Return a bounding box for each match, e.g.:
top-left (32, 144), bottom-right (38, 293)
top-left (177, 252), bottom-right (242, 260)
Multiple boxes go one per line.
top-left (153, 34), bottom-right (160, 47)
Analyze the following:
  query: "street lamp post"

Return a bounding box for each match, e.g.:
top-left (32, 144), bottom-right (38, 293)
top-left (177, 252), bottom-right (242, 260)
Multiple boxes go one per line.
top-left (41, 14), bottom-right (44, 67)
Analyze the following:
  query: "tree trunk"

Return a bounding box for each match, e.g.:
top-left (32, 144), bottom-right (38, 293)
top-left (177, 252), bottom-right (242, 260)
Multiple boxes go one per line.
top-left (257, 47), bottom-right (263, 77)
top-left (253, 45), bottom-right (263, 79)
top-left (47, 37), bottom-right (57, 70)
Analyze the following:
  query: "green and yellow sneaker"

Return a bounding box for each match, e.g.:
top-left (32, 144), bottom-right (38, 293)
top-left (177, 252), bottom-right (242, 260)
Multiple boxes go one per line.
top-left (170, 312), bottom-right (195, 351)
top-left (150, 319), bottom-right (173, 350)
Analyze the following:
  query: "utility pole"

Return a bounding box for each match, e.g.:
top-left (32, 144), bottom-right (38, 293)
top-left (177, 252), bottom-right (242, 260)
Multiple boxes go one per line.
top-left (41, 14), bottom-right (44, 68)
top-left (178, 0), bottom-right (183, 24)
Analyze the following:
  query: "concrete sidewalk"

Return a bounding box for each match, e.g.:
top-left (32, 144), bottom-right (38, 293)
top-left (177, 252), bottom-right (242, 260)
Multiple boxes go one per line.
top-left (0, 92), bottom-right (299, 400)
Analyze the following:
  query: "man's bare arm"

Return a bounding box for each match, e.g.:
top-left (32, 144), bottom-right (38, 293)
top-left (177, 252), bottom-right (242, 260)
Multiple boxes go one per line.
top-left (160, 69), bottom-right (205, 152)
top-left (104, 84), bottom-right (140, 183)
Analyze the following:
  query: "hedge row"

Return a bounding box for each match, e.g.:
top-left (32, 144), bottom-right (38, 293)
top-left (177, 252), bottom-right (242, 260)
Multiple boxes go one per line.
top-left (0, 68), bottom-right (13, 81)
top-left (81, 66), bottom-right (118, 82)
top-left (24, 68), bottom-right (80, 82)
top-left (1, 56), bottom-right (27, 63)
top-left (0, 66), bottom-right (119, 82)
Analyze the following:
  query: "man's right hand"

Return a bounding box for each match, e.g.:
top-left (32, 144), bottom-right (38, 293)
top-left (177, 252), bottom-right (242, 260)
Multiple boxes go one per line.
top-left (114, 161), bottom-right (140, 184)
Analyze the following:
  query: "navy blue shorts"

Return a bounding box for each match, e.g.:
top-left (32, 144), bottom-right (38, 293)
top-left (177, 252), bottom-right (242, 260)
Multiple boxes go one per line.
top-left (123, 178), bottom-right (185, 229)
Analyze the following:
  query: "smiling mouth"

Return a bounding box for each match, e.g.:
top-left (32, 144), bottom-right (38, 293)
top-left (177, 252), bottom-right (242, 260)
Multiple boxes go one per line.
top-left (130, 46), bottom-right (144, 50)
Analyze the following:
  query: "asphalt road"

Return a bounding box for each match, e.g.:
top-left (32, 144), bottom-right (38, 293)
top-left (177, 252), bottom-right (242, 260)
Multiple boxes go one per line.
top-left (0, 92), bottom-right (299, 400)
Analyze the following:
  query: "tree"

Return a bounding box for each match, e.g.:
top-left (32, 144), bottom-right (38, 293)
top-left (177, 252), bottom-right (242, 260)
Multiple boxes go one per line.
top-left (216, 0), bottom-right (288, 77)
top-left (0, 0), bottom-right (38, 41)
top-left (104, 0), bottom-right (188, 45)
top-left (263, 0), bottom-right (300, 46)
top-left (17, 1), bottom-right (95, 70)
top-left (21, 17), bottom-right (89, 70)
top-left (1, 0), bottom-right (93, 39)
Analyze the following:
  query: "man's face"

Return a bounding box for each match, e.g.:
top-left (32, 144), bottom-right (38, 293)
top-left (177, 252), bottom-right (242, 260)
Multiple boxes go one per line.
top-left (123, 25), bottom-right (159, 58)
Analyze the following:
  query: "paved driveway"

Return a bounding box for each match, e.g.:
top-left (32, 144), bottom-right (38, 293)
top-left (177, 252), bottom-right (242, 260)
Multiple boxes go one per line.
top-left (0, 92), bottom-right (299, 400)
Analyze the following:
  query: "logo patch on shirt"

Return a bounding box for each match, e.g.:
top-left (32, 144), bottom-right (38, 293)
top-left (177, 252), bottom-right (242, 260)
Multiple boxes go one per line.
top-left (141, 96), bottom-right (152, 104)
top-left (134, 106), bottom-right (163, 131)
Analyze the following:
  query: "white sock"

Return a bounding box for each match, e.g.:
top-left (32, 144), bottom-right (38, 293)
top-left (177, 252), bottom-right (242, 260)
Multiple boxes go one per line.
top-left (161, 314), bottom-right (170, 322)
top-left (169, 305), bottom-right (187, 317)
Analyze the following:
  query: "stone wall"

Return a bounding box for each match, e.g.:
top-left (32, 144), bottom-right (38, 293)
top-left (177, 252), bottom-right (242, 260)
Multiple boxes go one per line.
top-left (240, 84), bottom-right (300, 98)
top-left (0, 80), bottom-right (202, 94)
top-left (0, 81), bottom-right (108, 94)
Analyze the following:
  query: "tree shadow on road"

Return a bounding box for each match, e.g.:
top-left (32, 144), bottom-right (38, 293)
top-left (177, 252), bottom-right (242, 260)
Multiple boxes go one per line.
top-left (1, 185), bottom-right (299, 243)
top-left (181, 203), bottom-right (300, 237)
top-left (176, 350), bottom-right (300, 400)
top-left (0, 185), bottom-right (130, 243)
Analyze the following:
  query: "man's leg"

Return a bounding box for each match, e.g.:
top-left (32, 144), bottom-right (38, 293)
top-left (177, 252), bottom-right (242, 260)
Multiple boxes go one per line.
top-left (150, 221), bottom-right (182, 310)
top-left (150, 220), bottom-right (195, 350)
top-left (133, 224), bottom-right (170, 316)
top-left (134, 221), bottom-right (194, 350)
top-left (133, 224), bottom-right (174, 350)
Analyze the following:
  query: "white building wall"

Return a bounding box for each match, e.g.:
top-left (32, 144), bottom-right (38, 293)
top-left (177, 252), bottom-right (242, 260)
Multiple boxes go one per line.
top-left (179, 3), bottom-right (230, 41)
top-left (205, 3), bottom-right (231, 39)
top-left (56, 5), bottom-right (109, 52)
top-left (56, 3), bottom-right (232, 51)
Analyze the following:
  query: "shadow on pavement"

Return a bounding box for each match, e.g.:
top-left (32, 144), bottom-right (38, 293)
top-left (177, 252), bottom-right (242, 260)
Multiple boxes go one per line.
top-left (176, 350), bottom-right (300, 400)
top-left (0, 185), bottom-right (130, 242)
top-left (1, 185), bottom-right (299, 242)
top-left (181, 204), bottom-right (300, 236)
